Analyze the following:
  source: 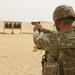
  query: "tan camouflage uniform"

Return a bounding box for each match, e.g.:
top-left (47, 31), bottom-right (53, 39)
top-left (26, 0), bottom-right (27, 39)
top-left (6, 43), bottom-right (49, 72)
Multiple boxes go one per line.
top-left (58, 29), bottom-right (75, 75)
top-left (33, 28), bottom-right (75, 75)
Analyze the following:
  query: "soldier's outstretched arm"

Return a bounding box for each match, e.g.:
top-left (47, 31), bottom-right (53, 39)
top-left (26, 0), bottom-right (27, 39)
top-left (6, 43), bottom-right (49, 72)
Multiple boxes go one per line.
top-left (33, 30), bottom-right (52, 51)
top-left (42, 28), bottom-right (53, 34)
top-left (33, 24), bottom-right (54, 51)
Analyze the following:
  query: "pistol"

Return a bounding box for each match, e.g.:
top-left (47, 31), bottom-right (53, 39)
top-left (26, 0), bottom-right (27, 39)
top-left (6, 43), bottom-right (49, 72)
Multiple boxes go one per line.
top-left (31, 21), bottom-right (40, 25)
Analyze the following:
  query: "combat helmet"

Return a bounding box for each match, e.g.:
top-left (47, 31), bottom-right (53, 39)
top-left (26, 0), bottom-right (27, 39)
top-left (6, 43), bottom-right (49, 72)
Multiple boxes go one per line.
top-left (53, 5), bottom-right (75, 21)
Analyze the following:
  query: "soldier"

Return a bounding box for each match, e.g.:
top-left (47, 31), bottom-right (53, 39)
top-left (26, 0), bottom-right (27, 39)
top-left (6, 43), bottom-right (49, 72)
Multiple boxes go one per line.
top-left (33, 5), bottom-right (75, 75)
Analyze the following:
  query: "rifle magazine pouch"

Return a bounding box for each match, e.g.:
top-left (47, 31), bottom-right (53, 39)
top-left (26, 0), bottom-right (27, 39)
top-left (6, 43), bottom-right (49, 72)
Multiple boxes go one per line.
top-left (42, 62), bottom-right (59, 75)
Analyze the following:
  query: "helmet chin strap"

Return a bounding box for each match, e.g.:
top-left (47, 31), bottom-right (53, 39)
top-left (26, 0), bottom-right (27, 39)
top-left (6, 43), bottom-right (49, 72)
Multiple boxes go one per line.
top-left (55, 21), bottom-right (60, 31)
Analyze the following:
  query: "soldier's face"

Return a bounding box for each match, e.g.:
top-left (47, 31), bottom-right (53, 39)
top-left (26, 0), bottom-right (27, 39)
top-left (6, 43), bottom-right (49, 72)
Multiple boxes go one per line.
top-left (56, 20), bottom-right (72, 31)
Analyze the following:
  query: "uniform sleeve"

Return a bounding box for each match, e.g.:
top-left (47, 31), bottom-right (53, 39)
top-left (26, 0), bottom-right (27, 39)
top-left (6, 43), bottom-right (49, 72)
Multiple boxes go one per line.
top-left (33, 30), bottom-right (52, 51)
top-left (42, 28), bottom-right (53, 34)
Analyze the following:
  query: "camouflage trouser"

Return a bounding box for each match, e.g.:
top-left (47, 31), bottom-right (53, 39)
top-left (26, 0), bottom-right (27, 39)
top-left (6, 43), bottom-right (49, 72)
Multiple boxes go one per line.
top-left (42, 61), bottom-right (59, 75)
top-left (59, 58), bottom-right (75, 75)
top-left (58, 50), bottom-right (75, 75)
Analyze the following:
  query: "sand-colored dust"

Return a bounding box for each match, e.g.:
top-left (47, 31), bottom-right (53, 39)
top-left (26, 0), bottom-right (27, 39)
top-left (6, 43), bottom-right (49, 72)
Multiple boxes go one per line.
top-left (0, 21), bottom-right (54, 75)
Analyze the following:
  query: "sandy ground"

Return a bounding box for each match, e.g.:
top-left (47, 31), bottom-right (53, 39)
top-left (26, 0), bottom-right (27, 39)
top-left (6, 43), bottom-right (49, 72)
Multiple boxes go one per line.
top-left (0, 21), bottom-right (54, 75)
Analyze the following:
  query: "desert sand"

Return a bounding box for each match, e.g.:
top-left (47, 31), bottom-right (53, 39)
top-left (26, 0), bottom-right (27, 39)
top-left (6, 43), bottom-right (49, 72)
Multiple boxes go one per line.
top-left (0, 21), bottom-right (54, 75)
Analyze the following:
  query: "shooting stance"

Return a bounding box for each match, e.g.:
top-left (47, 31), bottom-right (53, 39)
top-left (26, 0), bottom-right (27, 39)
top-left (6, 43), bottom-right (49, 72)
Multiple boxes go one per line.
top-left (33, 5), bottom-right (75, 75)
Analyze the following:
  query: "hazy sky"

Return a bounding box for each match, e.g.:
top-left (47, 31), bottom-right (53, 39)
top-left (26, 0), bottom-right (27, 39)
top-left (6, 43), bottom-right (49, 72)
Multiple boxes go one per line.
top-left (0, 0), bottom-right (75, 22)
